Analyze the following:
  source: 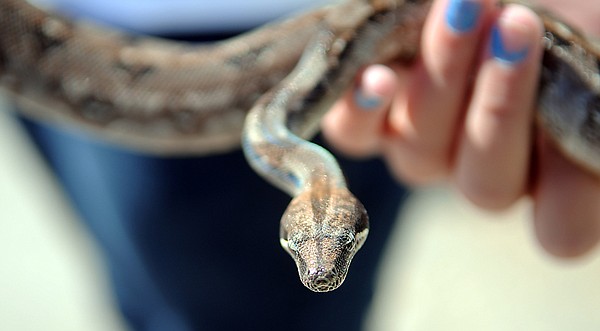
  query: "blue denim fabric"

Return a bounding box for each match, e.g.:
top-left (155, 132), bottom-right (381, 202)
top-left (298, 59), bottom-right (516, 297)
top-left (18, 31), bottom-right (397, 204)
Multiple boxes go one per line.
top-left (19, 116), bottom-right (407, 331)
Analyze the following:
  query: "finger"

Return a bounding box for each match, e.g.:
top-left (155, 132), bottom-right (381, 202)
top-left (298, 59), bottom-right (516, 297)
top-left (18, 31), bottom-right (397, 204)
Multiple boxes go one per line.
top-left (322, 65), bottom-right (397, 157)
top-left (454, 4), bottom-right (544, 209)
top-left (383, 0), bottom-right (492, 183)
top-left (533, 137), bottom-right (600, 257)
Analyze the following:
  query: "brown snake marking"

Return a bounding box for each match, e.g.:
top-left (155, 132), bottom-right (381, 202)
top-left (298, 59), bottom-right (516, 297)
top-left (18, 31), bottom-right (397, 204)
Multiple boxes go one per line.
top-left (1, 0), bottom-right (600, 291)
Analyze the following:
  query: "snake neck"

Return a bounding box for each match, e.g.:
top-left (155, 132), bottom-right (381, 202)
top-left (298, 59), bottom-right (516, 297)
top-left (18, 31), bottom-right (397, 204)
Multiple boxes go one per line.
top-left (242, 115), bottom-right (347, 196)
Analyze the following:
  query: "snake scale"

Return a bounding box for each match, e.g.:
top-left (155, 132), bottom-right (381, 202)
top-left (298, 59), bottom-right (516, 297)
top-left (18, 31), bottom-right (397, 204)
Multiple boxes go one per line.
top-left (1, 0), bottom-right (599, 292)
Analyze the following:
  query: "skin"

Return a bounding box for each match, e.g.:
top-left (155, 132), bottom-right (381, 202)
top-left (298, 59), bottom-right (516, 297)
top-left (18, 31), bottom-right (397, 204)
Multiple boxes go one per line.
top-left (323, 0), bottom-right (600, 258)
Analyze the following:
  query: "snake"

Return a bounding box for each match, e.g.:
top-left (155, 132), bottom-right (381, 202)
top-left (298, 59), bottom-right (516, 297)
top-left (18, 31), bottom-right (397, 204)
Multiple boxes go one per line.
top-left (1, 0), bottom-right (599, 292)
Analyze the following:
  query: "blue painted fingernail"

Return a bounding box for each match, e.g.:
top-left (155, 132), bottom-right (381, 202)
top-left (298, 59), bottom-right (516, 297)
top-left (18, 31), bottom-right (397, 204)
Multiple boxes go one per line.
top-left (446, 0), bottom-right (482, 33)
top-left (490, 25), bottom-right (529, 65)
top-left (353, 88), bottom-right (382, 110)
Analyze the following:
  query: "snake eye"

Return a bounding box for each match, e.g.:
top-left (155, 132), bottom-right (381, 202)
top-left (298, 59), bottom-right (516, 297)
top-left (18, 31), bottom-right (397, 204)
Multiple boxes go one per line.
top-left (340, 234), bottom-right (355, 247)
top-left (287, 240), bottom-right (299, 252)
top-left (280, 238), bottom-right (298, 254)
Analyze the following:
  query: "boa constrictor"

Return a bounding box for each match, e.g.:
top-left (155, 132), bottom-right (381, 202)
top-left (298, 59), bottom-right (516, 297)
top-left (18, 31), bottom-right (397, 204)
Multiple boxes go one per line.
top-left (1, 0), bottom-right (599, 292)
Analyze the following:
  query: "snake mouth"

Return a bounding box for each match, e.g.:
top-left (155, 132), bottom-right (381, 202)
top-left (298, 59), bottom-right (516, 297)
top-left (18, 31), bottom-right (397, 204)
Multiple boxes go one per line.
top-left (301, 267), bottom-right (344, 293)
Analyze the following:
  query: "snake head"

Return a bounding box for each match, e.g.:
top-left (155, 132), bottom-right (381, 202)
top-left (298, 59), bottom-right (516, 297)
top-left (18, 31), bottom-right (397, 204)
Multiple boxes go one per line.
top-left (279, 188), bottom-right (369, 292)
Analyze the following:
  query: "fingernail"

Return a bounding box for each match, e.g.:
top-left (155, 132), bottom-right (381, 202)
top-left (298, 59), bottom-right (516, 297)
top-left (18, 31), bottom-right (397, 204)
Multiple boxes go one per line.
top-left (446, 0), bottom-right (482, 33)
top-left (353, 87), bottom-right (383, 110)
top-left (490, 18), bottom-right (531, 65)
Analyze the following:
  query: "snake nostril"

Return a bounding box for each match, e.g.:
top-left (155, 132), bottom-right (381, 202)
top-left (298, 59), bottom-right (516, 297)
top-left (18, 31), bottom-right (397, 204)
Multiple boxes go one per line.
top-left (304, 267), bottom-right (345, 291)
top-left (303, 271), bottom-right (344, 292)
top-left (315, 277), bottom-right (329, 286)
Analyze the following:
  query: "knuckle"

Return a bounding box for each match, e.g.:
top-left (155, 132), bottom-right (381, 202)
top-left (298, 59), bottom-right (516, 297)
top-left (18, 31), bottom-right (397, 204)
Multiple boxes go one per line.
top-left (457, 178), bottom-right (523, 211)
top-left (383, 143), bottom-right (451, 186)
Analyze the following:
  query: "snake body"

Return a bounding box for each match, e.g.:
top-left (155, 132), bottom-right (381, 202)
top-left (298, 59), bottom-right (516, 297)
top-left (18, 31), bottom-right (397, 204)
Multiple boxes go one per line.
top-left (1, 0), bottom-right (600, 292)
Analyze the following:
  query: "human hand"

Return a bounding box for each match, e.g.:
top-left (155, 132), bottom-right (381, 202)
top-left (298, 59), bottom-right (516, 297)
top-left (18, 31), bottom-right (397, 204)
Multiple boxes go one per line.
top-left (322, 0), bottom-right (600, 257)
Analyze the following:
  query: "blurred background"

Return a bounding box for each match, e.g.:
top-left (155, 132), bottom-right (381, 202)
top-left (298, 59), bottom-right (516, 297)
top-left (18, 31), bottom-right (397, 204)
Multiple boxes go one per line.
top-left (1, 94), bottom-right (600, 331)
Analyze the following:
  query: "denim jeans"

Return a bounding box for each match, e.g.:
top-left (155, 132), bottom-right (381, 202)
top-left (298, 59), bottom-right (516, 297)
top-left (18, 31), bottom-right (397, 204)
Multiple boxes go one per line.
top-left (18, 114), bottom-right (408, 331)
